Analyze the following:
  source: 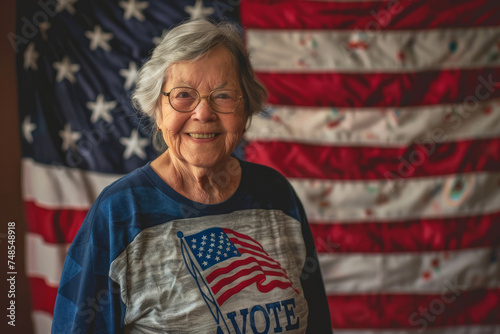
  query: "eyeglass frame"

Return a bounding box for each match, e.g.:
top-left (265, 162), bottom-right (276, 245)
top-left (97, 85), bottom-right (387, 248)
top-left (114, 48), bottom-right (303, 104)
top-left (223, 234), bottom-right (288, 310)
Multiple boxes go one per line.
top-left (161, 87), bottom-right (244, 114)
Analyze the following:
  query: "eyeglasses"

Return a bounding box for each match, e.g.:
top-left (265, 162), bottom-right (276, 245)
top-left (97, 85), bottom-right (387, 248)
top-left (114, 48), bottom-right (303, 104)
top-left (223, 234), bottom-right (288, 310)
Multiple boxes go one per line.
top-left (161, 87), bottom-right (244, 114)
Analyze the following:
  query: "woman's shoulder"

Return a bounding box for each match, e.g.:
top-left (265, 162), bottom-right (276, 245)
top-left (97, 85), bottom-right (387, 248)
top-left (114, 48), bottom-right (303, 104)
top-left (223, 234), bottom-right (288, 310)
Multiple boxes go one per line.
top-left (71, 164), bottom-right (163, 245)
top-left (98, 163), bottom-right (155, 196)
top-left (90, 163), bottom-right (162, 212)
top-left (239, 160), bottom-right (295, 195)
top-left (240, 159), bottom-right (289, 182)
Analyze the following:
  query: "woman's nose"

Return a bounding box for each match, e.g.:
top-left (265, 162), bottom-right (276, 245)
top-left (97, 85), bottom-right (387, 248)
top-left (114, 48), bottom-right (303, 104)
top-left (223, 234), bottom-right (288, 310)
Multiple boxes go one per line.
top-left (192, 96), bottom-right (216, 122)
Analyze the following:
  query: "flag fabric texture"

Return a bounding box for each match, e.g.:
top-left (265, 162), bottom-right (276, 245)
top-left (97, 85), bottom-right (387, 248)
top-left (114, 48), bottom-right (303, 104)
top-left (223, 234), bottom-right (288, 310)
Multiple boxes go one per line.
top-left (16, 0), bottom-right (500, 333)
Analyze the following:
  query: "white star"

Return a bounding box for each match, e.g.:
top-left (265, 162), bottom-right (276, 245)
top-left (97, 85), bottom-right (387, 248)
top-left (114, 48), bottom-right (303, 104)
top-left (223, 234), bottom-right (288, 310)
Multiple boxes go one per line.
top-left (23, 116), bottom-right (36, 143)
top-left (86, 94), bottom-right (116, 123)
top-left (120, 129), bottom-right (148, 159)
top-left (201, 241), bottom-right (206, 245)
top-left (208, 248), bottom-right (213, 253)
top-left (210, 233), bottom-right (215, 237)
top-left (215, 256), bottom-right (220, 261)
top-left (199, 246), bottom-right (204, 251)
top-left (24, 43), bottom-right (39, 71)
top-left (119, 62), bottom-right (138, 90)
top-left (202, 235), bottom-right (207, 240)
top-left (57, 0), bottom-right (78, 15)
top-left (198, 252), bottom-right (202, 257)
top-left (202, 261), bottom-right (207, 266)
top-left (53, 56), bottom-right (80, 83)
top-left (206, 254), bottom-right (211, 259)
top-left (152, 29), bottom-right (167, 45)
top-left (185, 0), bottom-right (214, 20)
top-left (191, 244), bottom-right (196, 249)
top-left (191, 238), bottom-right (196, 243)
top-left (119, 0), bottom-right (149, 21)
top-left (39, 22), bottom-right (51, 40)
top-left (59, 123), bottom-right (81, 151)
top-left (85, 25), bottom-right (113, 51)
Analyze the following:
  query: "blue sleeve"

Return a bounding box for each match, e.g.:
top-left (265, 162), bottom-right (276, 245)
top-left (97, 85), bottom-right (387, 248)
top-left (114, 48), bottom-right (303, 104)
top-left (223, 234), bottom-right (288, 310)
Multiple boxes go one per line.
top-left (51, 197), bottom-right (125, 334)
top-left (294, 191), bottom-right (332, 334)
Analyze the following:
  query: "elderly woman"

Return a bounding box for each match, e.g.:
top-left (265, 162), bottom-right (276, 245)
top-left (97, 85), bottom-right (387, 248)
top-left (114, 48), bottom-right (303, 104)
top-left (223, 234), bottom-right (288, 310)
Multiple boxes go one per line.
top-left (52, 19), bottom-right (331, 333)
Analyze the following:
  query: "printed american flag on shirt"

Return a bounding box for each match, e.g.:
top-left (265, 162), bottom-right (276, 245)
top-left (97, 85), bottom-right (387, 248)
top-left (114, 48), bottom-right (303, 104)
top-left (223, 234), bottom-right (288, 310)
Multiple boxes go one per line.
top-left (16, 0), bottom-right (500, 333)
top-left (180, 227), bottom-right (298, 306)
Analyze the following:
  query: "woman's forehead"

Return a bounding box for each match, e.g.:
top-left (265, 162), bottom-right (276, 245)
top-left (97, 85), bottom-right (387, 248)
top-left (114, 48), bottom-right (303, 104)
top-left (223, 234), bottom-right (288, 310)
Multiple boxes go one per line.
top-left (165, 47), bottom-right (239, 87)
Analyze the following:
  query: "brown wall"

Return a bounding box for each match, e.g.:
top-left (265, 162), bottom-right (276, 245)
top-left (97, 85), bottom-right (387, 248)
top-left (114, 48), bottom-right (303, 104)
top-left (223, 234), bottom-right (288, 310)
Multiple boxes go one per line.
top-left (1, 0), bottom-right (34, 332)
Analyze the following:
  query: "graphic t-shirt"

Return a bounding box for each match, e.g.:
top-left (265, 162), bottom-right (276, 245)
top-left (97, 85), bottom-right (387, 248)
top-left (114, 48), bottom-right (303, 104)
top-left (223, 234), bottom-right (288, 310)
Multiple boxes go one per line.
top-left (52, 160), bottom-right (331, 334)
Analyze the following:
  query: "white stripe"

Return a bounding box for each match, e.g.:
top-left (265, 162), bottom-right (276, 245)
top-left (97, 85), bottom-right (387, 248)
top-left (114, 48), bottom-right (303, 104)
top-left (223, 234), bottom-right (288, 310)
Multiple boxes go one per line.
top-left (22, 158), bottom-right (122, 209)
top-left (22, 159), bottom-right (500, 222)
top-left (26, 233), bottom-right (69, 286)
top-left (229, 232), bottom-right (265, 250)
top-left (320, 247), bottom-right (500, 294)
top-left (248, 27), bottom-right (500, 72)
top-left (214, 268), bottom-right (291, 301)
top-left (32, 311), bottom-right (53, 334)
top-left (245, 100), bottom-right (500, 146)
top-left (291, 172), bottom-right (500, 222)
top-left (208, 252), bottom-right (287, 287)
top-left (333, 325), bottom-right (500, 334)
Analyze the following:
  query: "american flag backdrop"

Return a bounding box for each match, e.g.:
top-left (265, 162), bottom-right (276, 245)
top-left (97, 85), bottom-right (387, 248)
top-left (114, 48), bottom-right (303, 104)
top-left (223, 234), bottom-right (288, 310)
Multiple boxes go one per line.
top-left (15, 0), bottom-right (500, 333)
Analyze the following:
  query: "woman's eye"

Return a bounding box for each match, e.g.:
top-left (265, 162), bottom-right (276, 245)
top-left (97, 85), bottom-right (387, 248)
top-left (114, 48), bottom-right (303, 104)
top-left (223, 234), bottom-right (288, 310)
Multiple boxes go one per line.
top-left (213, 92), bottom-right (233, 100)
top-left (177, 92), bottom-right (192, 99)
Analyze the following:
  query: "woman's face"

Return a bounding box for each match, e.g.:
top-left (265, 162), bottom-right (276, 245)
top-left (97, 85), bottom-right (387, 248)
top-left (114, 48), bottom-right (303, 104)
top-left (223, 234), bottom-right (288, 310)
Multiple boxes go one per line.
top-left (157, 46), bottom-right (246, 170)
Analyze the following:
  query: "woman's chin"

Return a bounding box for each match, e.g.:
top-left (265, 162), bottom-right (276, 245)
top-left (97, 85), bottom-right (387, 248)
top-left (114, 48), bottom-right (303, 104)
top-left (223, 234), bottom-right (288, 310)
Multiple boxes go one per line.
top-left (182, 152), bottom-right (230, 170)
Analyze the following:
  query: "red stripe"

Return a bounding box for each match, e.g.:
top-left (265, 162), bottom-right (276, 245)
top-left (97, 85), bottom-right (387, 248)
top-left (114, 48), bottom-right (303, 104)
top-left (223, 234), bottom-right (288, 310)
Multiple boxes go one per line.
top-left (217, 273), bottom-right (267, 305)
top-left (256, 279), bottom-right (297, 294)
top-left (225, 229), bottom-right (266, 249)
top-left (328, 288), bottom-right (500, 329)
top-left (231, 237), bottom-right (269, 255)
top-left (30, 277), bottom-right (58, 314)
top-left (311, 210), bottom-right (500, 253)
top-left (25, 201), bottom-right (86, 244)
top-left (211, 265), bottom-right (289, 294)
top-left (245, 138), bottom-right (500, 180)
top-left (206, 256), bottom-right (284, 283)
top-left (241, 0), bottom-right (500, 30)
top-left (224, 229), bottom-right (273, 256)
top-left (217, 273), bottom-right (294, 306)
top-left (238, 248), bottom-right (281, 266)
top-left (256, 69), bottom-right (500, 108)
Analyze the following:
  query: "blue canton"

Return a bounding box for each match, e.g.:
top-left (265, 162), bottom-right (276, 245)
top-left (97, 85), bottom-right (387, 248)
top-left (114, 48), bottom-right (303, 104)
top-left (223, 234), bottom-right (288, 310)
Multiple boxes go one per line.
top-left (184, 227), bottom-right (241, 270)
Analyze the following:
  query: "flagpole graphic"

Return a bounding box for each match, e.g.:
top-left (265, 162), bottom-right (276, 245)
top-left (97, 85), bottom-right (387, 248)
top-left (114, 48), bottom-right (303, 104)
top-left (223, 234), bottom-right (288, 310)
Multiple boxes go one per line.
top-left (178, 231), bottom-right (231, 334)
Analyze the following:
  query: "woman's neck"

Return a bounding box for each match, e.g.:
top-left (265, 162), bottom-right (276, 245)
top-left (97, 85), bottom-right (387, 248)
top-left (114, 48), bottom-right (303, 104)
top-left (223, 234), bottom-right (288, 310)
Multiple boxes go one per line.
top-left (150, 150), bottom-right (241, 205)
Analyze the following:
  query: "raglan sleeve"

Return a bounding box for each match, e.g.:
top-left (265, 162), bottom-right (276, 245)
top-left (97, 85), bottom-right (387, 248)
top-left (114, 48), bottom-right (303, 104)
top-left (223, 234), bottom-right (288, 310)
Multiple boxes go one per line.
top-left (293, 190), bottom-right (332, 334)
top-left (51, 195), bottom-right (126, 334)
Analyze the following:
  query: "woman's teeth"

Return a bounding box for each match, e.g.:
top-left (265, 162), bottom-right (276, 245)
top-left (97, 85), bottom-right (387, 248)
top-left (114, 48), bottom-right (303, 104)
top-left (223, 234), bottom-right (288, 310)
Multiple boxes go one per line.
top-left (189, 133), bottom-right (217, 139)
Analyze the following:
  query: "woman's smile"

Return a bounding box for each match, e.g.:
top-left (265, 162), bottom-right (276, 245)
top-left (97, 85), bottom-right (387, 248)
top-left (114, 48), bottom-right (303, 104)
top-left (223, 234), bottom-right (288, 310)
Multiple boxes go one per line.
top-left (186, 132), bottom-right (220, 139)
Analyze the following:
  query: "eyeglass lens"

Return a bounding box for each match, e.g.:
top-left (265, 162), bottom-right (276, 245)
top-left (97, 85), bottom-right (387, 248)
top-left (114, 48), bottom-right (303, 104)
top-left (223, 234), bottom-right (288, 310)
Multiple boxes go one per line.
top-left (169, 87), bottom-right (241, 113)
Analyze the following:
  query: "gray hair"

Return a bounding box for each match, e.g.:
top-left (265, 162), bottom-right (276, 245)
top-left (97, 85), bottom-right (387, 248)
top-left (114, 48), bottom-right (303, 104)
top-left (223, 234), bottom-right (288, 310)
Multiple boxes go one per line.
top-left (132, 19), bottom-right (267, 152)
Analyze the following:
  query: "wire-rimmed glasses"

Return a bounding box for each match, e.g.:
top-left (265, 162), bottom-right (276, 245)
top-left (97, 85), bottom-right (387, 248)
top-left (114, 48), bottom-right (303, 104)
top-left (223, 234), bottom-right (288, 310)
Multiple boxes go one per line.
top-left (161, 87), bottom-right (244, 114)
